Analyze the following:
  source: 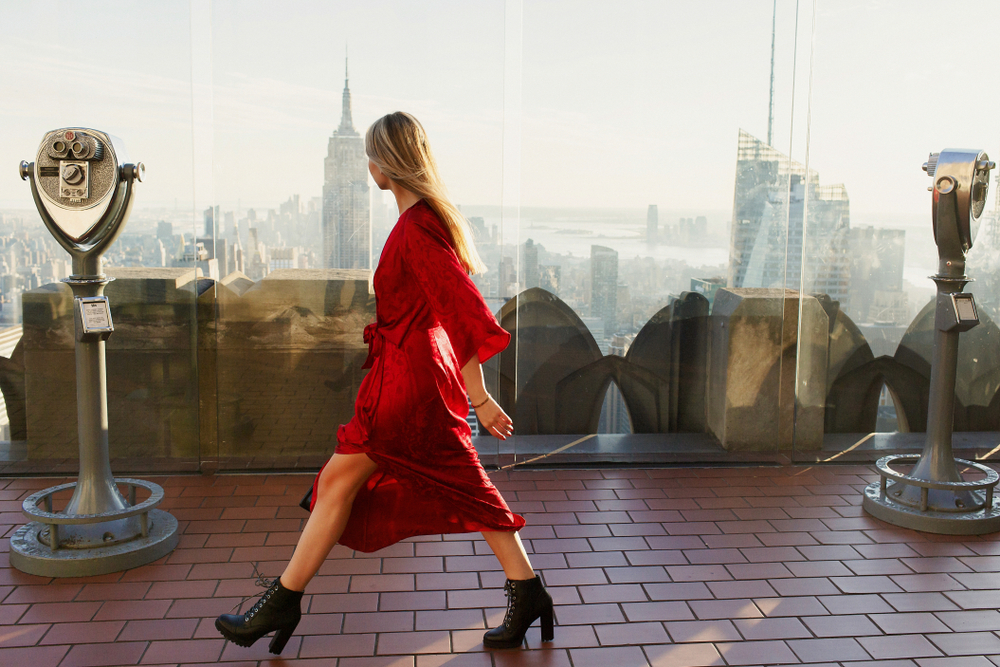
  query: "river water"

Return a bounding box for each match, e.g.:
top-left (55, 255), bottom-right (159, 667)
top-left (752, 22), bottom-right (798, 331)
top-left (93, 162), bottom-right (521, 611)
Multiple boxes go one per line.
top-left (473, 212), bottom-right (730, 266)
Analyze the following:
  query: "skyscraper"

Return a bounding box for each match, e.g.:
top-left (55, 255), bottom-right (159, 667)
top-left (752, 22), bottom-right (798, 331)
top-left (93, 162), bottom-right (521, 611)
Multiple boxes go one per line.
top-left (848, 226), bottom-right (906, 323)
top-left (203, 206), bottom-right (218, 238)
top-left (646, 205), bottom-right (658, 243)
top-left (156, 221), bottom-right (173, 242)
top-left (591, 245), bottom-right (618, 339)
top-left (523, 239), bottom-right (539, 289)
top-left (322, 59), bottom-right (371, 270)
top-left (539, 265), bottom-right (560, 294)
top-left (969, 201), bottom-right (1000, 322)
top-left (728, 130), bottom-right (851, 307)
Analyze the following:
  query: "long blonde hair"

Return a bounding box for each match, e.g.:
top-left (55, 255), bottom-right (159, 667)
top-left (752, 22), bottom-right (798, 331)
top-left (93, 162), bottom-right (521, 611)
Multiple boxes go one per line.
top-left (366, 112), bottom-right (486, 274)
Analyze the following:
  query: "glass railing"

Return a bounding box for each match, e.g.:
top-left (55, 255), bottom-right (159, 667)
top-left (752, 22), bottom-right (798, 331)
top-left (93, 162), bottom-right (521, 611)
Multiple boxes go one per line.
top-left (1, 1), bottom-right (998, 474)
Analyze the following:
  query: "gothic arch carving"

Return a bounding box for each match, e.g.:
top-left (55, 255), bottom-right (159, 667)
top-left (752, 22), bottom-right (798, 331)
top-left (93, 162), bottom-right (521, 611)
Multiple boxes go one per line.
top-left (825, 356), bottom-right (928, 433)
top-left (486, 288), bottom-right (603, 435)
top-left (554, 355), bottom-right (669, 434)
top-left (627, 292), bottom-right (709, 432)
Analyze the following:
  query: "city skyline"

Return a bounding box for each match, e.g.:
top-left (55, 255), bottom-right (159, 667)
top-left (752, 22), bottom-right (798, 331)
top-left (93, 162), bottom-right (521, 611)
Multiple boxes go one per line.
top-left (1, 2), bottom-right (997, 223)
top-left (1, 1), bottom-right (998, 341)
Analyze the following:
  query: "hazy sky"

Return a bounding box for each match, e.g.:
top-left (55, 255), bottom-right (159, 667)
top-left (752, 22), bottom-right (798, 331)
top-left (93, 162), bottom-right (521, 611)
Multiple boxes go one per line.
top-left (1, 0), bottom-right (997, 227)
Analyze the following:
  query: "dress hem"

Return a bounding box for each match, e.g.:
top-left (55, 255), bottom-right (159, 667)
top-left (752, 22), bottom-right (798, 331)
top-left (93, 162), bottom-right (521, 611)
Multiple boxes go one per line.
top-left (308, 445), bottom-right (525, 554)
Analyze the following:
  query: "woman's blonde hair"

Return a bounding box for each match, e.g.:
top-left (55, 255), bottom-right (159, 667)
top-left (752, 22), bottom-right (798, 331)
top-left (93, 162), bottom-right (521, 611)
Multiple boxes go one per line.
top-left (366, 111), bottom-right (486, 274)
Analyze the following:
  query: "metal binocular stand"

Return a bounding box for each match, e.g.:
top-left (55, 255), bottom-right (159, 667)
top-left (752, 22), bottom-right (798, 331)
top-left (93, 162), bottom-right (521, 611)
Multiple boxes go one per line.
top-left (863, 149), bottom-right (1000, 534)
top-left (9, 128), bottom-right (178, 576)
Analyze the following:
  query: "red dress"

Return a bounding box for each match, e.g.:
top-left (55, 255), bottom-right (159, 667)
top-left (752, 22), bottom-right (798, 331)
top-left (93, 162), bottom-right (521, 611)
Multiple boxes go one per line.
top-left (309, 199), bottom-right (525, 552)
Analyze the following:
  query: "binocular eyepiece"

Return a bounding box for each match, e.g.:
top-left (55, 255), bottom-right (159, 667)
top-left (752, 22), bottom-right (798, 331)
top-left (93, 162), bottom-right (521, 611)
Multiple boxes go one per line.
top-left (19, 128), bottom-right (143, 269)
top-left (922, 149), bottom-right (994, 266)
top-left (48, 130), bottom-right (105, 162)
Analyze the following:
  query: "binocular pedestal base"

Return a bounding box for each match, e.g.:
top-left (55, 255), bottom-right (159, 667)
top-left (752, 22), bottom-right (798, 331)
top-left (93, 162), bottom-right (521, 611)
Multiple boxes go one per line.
top-left (862, 455), bottom-right (1000, 535)
top-left (10, 509), bottom-right (178, 578)
top-left (863, 486), bottom-right (1000, 534)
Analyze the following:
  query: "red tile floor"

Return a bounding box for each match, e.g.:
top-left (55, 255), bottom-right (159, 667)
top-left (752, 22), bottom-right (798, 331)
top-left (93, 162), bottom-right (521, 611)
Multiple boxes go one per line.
top-left (2, 466), bottom-right (1000, 666)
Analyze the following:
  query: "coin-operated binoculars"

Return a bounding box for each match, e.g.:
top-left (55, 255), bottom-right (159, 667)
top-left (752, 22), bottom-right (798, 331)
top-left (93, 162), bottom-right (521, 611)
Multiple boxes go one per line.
top-left (9, 129), bottom-right (178, 576)
top-left (863, 149), bottom-right (1000, 534)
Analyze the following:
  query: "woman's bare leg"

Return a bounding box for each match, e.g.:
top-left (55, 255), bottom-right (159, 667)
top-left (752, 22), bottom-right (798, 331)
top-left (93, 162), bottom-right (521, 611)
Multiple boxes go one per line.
top-left (279, 452), bottom-right (379, 592)
top-left (482, 531), bottom-right (535, 580)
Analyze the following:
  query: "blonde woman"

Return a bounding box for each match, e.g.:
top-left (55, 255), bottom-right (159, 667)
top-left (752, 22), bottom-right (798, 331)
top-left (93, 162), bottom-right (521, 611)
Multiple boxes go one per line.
top-left (216, 111), bottom-right (554, 654)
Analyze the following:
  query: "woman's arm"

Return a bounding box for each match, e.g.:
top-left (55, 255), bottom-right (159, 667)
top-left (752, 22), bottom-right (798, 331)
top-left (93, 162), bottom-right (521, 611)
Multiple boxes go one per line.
top-left (461, 354), bottom-right (513, 440)
top-left (402, 217), bottom-right (510, 369)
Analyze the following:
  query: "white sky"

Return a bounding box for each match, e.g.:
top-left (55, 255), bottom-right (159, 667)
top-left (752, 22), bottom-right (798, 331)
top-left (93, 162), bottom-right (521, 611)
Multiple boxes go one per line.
top-left (0, 0), bottom-right (997, 226)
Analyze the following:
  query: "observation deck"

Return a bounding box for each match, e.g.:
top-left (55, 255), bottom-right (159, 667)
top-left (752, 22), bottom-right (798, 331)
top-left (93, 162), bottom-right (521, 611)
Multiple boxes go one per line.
top-left (3, 465), bottom-right (1000, 665)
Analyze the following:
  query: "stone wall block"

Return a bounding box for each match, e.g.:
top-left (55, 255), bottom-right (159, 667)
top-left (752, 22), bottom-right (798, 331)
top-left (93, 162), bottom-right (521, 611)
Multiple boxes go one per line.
top-left (213, 270), bottom-right (374, 462)
top-left (708, 288), bottom-right (827, 451)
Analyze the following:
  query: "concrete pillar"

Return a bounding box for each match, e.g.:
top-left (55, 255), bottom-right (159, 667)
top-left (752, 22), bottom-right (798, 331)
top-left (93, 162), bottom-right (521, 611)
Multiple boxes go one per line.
top-left (707, 288), bottom-right (828, 451)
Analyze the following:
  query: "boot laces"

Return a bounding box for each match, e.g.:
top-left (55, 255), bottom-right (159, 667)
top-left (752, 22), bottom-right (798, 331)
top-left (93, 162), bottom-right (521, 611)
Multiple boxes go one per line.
top-left (502, 580), bottom-right (517, 627)
top-left (227, 562), bottom-right (276, 617)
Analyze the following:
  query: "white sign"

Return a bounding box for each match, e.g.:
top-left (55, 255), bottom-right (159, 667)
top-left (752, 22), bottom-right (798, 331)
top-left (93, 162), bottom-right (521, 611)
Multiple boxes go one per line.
top-left (78, 297), bottom-right (113, 334)
top-left (955, 296), bottom-right (977, 322)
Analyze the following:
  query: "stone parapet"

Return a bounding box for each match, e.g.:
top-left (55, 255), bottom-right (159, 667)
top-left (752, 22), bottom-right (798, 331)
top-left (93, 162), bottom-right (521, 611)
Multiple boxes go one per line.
top-left (9, 277), bottom-right (1000, 470)
top-left (19, 269), bottom-right (373, 470)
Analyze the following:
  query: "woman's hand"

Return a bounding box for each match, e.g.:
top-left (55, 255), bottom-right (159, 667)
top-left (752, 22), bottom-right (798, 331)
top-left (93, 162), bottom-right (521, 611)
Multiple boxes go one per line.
top-left (461, 356), bottom-right (512, 439)
top-left (474, 396), bottom-right (513, 440)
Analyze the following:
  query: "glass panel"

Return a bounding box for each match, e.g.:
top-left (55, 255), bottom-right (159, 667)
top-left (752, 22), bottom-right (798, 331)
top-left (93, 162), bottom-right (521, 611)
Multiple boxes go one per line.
top-left (512, 0), bottom-right (805, 464)
top-left (17, 3), bottom-right (994, 472)
top-left (598, 381), bottom-right (634, 435)
top-left (208, 0), bottom-right (507, 470)
top-left (0, 4), bottom-right (200, 474)
top-left (794, 1), bottom-right (1000, 462)
top-left (876, 383), bottom-right (904, 433)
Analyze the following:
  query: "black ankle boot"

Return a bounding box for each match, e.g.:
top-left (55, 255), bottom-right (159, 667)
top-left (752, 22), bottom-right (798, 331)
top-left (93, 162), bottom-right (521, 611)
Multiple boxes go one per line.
top-left (215, 577), bottom-right (303, 654)
top-left (483, 575), bottom-right (555, 649)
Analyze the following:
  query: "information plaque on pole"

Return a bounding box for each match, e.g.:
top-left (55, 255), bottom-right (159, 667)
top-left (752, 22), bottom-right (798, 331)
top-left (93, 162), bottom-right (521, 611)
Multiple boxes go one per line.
top-left (9, 128), bottom-right (178, 577)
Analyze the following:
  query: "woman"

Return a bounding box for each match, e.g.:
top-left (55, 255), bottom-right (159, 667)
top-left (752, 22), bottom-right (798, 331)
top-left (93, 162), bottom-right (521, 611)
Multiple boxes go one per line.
top-left (215, 112), bottom-right (554, 654)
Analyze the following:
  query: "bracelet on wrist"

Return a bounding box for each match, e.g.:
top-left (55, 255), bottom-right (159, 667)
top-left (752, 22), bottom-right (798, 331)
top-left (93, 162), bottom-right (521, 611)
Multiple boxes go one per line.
top-left (471, 394), bottom-right (491, 409)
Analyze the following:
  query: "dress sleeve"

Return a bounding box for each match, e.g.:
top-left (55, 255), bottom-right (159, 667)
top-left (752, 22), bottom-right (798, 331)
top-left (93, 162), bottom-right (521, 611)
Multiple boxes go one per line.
top-left (402, 211), bottom-right (510, 367)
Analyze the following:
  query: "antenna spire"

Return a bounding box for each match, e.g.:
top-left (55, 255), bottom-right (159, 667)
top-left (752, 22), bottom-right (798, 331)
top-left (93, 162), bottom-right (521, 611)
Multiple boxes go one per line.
top-left (338, 49), bottom-right (355, 134)
top-left (767, 0), bottom-right (776, 147)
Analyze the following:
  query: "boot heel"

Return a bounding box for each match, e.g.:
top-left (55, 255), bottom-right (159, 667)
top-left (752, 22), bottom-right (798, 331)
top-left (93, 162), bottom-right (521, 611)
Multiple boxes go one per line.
top-left (269, 625), bottom-right (295, 654)
top-left (540, 605), bottom-right (554, 641)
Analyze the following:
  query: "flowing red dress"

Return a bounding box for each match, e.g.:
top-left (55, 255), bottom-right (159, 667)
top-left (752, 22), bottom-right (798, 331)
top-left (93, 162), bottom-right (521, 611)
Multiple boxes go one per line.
top-left (309, 199), bottom-right (525, 552)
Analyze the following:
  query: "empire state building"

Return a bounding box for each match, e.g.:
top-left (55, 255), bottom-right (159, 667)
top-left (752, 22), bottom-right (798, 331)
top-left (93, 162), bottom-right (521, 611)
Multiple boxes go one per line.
top-left (322, 60), bottom-right (370, 270)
